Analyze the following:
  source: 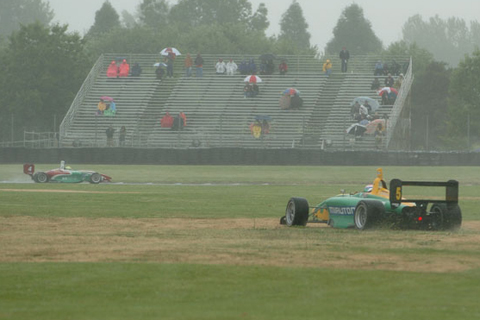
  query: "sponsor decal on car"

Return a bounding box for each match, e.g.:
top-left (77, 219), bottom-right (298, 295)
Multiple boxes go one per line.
top-left (328, 206), bottom-right (355, 215)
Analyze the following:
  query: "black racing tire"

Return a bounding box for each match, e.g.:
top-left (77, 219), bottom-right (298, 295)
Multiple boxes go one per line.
top-left (32, 173), bottom-right (39, 183)
top-left (354, 200), bottom-right (384, 230)
top-left (431, 203), bottom-right (462, 231)
top-left (89, 173), bottom-right (102, 184)
top-left (284, 197), bottom-right (309, 226)
top-left (35, 172), bottom-right (49, 183)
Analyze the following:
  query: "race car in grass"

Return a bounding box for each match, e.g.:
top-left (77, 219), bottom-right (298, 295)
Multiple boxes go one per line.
top-left (280, 168), bottom-right (461, 231)
top-left (23, 161), bottom-right (112, 184)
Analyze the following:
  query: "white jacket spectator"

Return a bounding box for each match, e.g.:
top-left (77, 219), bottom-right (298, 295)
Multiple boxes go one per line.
top-left (215, 59), bottom-right (226, 74)
top-left (226, 59), bottom-right (238, 76)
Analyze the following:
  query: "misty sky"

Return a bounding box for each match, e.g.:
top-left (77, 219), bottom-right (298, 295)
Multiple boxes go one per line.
top-left (48, 0), bottom-right (480, 52)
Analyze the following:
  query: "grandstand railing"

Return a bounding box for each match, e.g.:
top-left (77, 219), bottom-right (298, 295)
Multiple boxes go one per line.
top-left (386, 57), bottom-right (413, 148)
top-left (59, 55), bottom-right (104, 144)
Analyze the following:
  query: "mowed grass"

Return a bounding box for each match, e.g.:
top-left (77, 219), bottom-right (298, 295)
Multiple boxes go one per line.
top-left (1, 165), bottom-right (480, 319)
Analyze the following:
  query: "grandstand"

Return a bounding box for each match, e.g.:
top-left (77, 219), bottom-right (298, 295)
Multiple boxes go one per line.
top-left (59, 53), bottom-right (412, 150)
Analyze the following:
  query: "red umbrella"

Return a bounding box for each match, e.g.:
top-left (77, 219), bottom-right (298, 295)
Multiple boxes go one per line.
top-left (378, 87), bottom-right (398, 96)
top-left (160, 47), bottom-right (181, 56)
top-left (244, 75), bottom-right (262, 83)
top-left (100, 96), bottom-right (114, 101)
top-left (366, 119), bottom-right (386, 135)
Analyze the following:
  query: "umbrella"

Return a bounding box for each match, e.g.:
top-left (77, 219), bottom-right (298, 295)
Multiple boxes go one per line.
top-left (366, 119), bottom-right (386, 135)
top-left (160, 47), bottom-right (181, 56)
top-left (378, 87), bottom-right (398, 96)
top-left (153, 62), bottom-right (168, 67)
top-left (346, 123), bottom-right (367, 136)
top-left (244, 75), bottom-right (262, 83)
top-left (351, 96), bottom-right (380, 112)
top-left (282, 88), bottom-right (300, 96)
top-left (100, 96), bottom-right (114, 101)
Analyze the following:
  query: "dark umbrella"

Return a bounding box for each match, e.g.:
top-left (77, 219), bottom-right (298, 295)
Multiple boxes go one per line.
top-left (259, 54), bottom-right (276, 60)
top-left (346, 123), bottom-right (367, 136)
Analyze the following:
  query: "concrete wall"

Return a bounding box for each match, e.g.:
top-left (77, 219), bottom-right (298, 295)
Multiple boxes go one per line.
top-left (1, 147), bottom-right (479, 166)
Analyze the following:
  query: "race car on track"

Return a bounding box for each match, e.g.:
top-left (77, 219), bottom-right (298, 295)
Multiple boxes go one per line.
top-left (23, 161), bottom-right (112, 184)
top-left (280, 168), bottom-right (462, 231)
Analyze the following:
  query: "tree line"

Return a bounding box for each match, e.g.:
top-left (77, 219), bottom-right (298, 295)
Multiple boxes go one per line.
top-left (0, 0), bottom-right (479, 150)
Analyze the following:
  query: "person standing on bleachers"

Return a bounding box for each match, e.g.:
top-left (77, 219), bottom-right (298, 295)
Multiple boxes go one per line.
top-left (166, 53), bottom-right (174, 78)
top-left (184, 53), bottom-right (193, 77)
top-left (339, 47), bottom-right (350, 73)
top-left (323, 59), bottom-right (332, 76)
top-left (195, 53), bottom-right (204, 78)
top-left (106, 125), bottom-right (115, 147)
top-left (130, 63), bottom-right (142, 77)
top-left (97, 99), bottom-right (107, 115)
top-left (279, 60), bottom-right (288, 75)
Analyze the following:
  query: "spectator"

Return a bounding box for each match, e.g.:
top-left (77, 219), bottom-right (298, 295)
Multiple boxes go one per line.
top-left (374, 123), bottom-right (385, 149)
top-left (371, 77), bottom-right (381, 90)
top-left (393, 73), bottom-right (404, 90)
top-left (339, 47), bottom-right (350, 73)
top-left (323, 59), bottom-right (332, 76)
top-left (250, 120), bottom-right (262, 139)
top-left (359, 104), bottom-right (369, 118)
top-left (266, 59), bottom-right (275, 75)
top-left (184, 53), bottom-right (193, 77)
top-left (252, 83), bottom-right (260, 97)
top-left (119, 126), bottom-right (126, 146)
top-left (104, 100), bottom-right (116, 116)
top-left (364, 100), bottom-right (372, 114)
top-left (279, 60), bottom-right (288, 75)
top-left (130, 63), bottom-right (142, 77)
top-left (166, 54), bottom-right (174, 78)
top-left (350, 101), bottom-right (361, 120)
top-left (390, 60), bottom-right (401, 76)
top-left (195, 53), bottom-right (204, 77)
top-left (374, 60), bottom-right (384, 76)
top-left (155, 65), bottom-right (165, 80)
top-left (106, 125), bottom-right (115, 147)
top-left (106, 60), bottom-right (118, 78)
top-left (172, 112), bottom-right (186, 131)
top-left (226, 59), bottom-right (238, 76)
top-left (118, 59), bottom-right (130, 77)
top-left (244, 83), bottom-right (253, 98)
top-left (384, 73), bottom-right (394, 87)
top-left (290, 94), bottom-right (303, 110)
top-left (97, 99), bottom-right (107, 115)
top-left (239, 60), bottom-right (248, 75)
top-left (259, 59), bottom-right (267, 75)
top-left (248, 59), bottom-right (257, 75)
top-left (215, 58), bottom-right (226, 74)
top-left (160, 111), bottom-right (174, 128)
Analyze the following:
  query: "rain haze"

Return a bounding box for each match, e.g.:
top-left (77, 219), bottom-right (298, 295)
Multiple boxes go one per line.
top-left (48, 0), bottom-right (480, 51)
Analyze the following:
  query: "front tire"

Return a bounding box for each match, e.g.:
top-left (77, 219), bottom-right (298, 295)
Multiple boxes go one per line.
top-left (354, 200), bottom-right (384, 230)
top-left (35, 172), bottom-right (49, 183)
top-left (89, 173), bottom-right (102, 184)
top-left (284, 197), bottom-right (309, 226)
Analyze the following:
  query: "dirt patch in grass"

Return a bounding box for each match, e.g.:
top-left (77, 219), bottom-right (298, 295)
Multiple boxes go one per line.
top-left (1, 217), bottom-right (480, 273)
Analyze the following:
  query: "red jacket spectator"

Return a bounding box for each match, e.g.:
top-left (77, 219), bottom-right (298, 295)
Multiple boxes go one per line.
top-left (106, 61), bottom-right (118, 78)
top-left (118, 59), bottom-right (130, 77)
top-left (179, 112), bottom-right (187, 127)
top-left (160, 112), bottom-right (174, 128)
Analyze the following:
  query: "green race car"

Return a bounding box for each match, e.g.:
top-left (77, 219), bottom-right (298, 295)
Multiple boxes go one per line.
top-left (281, 168), bottom-right (461, 231)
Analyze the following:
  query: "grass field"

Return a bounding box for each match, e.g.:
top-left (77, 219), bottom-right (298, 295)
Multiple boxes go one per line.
top-left (1, 165), bottom-right (480, 319)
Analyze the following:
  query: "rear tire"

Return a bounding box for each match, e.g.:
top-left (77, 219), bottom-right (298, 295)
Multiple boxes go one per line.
top-left (285, 197), bottom-right (309, 226)
top-left (354, 200), bottom-right (384, 230)
top-left (36, 172), bottom-right (49, 183)
top-left (431, 203), bottom-right (462, 231)
top-left (89, 173), bottom-right (102, 184)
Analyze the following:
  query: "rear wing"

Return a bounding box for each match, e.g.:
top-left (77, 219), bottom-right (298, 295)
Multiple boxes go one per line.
top-left (389, 179), bottom-right (459, 206)
top-left (23, 164), bottom-right (35, 175)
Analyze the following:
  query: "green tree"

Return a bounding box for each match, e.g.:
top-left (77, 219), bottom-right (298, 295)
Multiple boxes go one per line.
top-left (250, 3), bottom-right (269, 32)
top-left (325, 4), bottom-right (382, 55)
top-left (402, 15), bottom-right (479, 67)
top-left (0, 0), bottom-right (53, 39)
top-left (169, 0), bottom-right (253, 29)
top-left (445, 49), bottom-right (480, 148)
top-left (137, 0), bottom-right (170, 29)
top-left (87, 1), bottom-right (121, 37)
top-left (278, 1), bottom-right (310, 49)
top-left (0, 22), bottom-right (89, 140)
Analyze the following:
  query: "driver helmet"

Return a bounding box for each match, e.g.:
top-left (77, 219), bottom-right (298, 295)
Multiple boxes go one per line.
top-left (65, 166), bottom-right (72, 170)
top-left (363, 184), bottom-right (373, 193)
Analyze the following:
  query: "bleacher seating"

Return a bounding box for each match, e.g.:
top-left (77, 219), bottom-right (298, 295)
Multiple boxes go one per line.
top-left (59, 53), bottom-right (411, 150)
